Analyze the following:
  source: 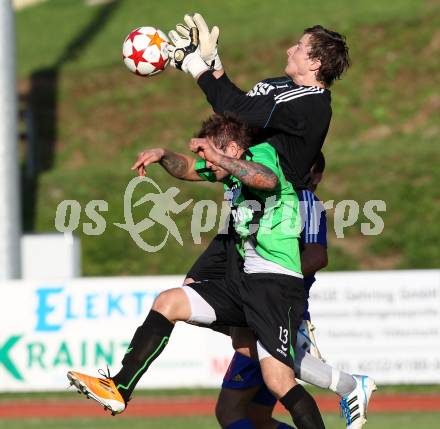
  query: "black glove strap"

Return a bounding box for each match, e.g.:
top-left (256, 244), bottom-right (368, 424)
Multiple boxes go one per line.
top-left (175, 27), bottom-right (199, 70)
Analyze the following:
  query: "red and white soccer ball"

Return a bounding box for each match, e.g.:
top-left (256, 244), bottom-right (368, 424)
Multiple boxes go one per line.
top-left (122, 27), bottom-right (170, 77)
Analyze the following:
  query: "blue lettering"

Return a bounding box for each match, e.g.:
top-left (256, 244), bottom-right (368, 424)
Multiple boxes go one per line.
top-left (107, 294), bottom-right (124, 316)
top-left (86, 294), bottom-right (98, 319)
top-left (35, 288), bottom-right (63, 332)
top-left (66, 295), bottom-right (78, 320)
top-left (132, 292), bottom-right (147, 315)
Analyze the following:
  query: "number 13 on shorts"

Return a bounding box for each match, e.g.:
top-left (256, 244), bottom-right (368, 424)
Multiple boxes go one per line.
top-left (279, 326), bottom-right (289, 351)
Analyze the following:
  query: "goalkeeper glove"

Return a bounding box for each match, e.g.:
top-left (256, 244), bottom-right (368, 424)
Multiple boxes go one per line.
top-left (167, 27), bottom-right (209, 78)
top-left (176, 13), bottom-right (223, 71)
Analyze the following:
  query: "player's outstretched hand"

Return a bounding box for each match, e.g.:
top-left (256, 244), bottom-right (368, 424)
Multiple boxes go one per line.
top-left (168, 26), bottom-right (190, 68)
top-left (192, 13), bottom-right (222, 71)
top-left (189, 138), bottom-right (222, 165)
top-left (176, 13), bottom-right (222, 71)
top-left (131, 148), bottom-right (165, 176)
top-left (168, 27), bottom-right (209, 78)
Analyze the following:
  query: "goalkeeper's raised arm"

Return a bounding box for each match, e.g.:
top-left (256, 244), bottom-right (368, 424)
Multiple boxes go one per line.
top-left (168, 14), bottom-right (349, 132)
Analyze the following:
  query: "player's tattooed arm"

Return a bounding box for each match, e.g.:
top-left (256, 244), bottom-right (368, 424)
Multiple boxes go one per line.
top-left (218, 156), bottom-right (278, 191)
top-left (160, 150), bottom-right (201, 181)
top-left (188, 137), bottom-right (278, 190)
top-left (160, 151), bottom-right (190, 177)
top-left (131, 148), bottom-right (201, 181)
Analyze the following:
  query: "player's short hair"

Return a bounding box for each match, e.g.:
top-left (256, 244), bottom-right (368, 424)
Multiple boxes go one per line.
top-left (304, 25), bottom-right (350, 87)
top-left (197, 112), bottom-right (252, 151)
top-left (313, 151), bottom-right (326, 174)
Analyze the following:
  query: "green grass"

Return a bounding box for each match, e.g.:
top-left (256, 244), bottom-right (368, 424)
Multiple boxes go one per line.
top-left (16, 0), bottom-right (432, 76)
top-left (0, 416), bottom-right (215, 429)
top-left (1, 413), bottom-right (440, 429)
top-left (15, 0), bottom-right (440, 275)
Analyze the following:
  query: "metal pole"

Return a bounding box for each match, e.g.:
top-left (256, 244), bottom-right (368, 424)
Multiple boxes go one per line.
top-left (0, 0), bottom-right (21, 279)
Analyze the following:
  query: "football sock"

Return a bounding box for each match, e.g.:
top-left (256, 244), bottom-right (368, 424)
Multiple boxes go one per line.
top-left (276, 423), bottom-right (295, 429)
top-left (331, 370), bottom-right (356, 397)
top-left (294, 351), bottom-right (356, 396)
top-left (113, 310), bottom-right (174, 402)
top-left (280, 384), bottom-right (326, 429)
top-left (225, 419), bottom-right (256, 429)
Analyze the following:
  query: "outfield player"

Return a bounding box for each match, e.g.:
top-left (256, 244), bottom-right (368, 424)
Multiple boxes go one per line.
top-left (68, 113), bottom-right (327, 429)
top-left (215, 155), bottom-right (376, 429)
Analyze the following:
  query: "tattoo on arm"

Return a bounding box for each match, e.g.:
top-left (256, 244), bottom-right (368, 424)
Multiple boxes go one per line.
top-left (159, 150), bottom-right (190, 178)
top-left (218, 156), bottom-right (278, 190)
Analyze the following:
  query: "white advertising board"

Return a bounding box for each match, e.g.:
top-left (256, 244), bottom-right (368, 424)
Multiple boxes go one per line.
top-left (309, 270), bottom-right (440, 384)
top-left (0, 276), bottom-right (234, 392)
top-left (0, 270), bottom-right (439, 391)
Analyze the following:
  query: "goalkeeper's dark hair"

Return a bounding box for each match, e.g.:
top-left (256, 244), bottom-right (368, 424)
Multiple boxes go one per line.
top-left (304, 25), bottom-right (350, 87)
top-left (197, 112), bottom-right (252, 151)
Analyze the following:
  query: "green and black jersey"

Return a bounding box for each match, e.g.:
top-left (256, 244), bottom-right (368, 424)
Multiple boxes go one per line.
top-left (195, 142), bottom-right (302, 275)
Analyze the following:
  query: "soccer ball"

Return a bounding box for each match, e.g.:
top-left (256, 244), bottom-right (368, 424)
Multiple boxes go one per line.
top-left (122, 27), bottom-right (170, 77)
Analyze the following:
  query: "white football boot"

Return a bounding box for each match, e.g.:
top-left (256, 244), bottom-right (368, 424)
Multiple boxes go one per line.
top-left (339, 374), bottom-right (377, 429)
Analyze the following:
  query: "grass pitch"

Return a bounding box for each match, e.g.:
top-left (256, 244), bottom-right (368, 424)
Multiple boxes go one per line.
top-left (15, 0), bottom-right (440, 275)
top-left (1, 413), bottom-right (440, 429)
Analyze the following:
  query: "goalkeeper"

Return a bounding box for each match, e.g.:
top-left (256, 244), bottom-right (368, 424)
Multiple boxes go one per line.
top-left (167, 14), bottom-right (350, 190)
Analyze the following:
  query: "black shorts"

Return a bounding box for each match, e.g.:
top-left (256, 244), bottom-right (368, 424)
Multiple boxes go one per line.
top-left (186, 233), bottom-right (242, 281)
top-left (187, 273), bottom-right (305, 368)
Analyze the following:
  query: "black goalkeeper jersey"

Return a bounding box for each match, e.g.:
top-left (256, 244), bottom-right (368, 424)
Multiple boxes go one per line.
top-left (197, 71), bottom-right (332, 189)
